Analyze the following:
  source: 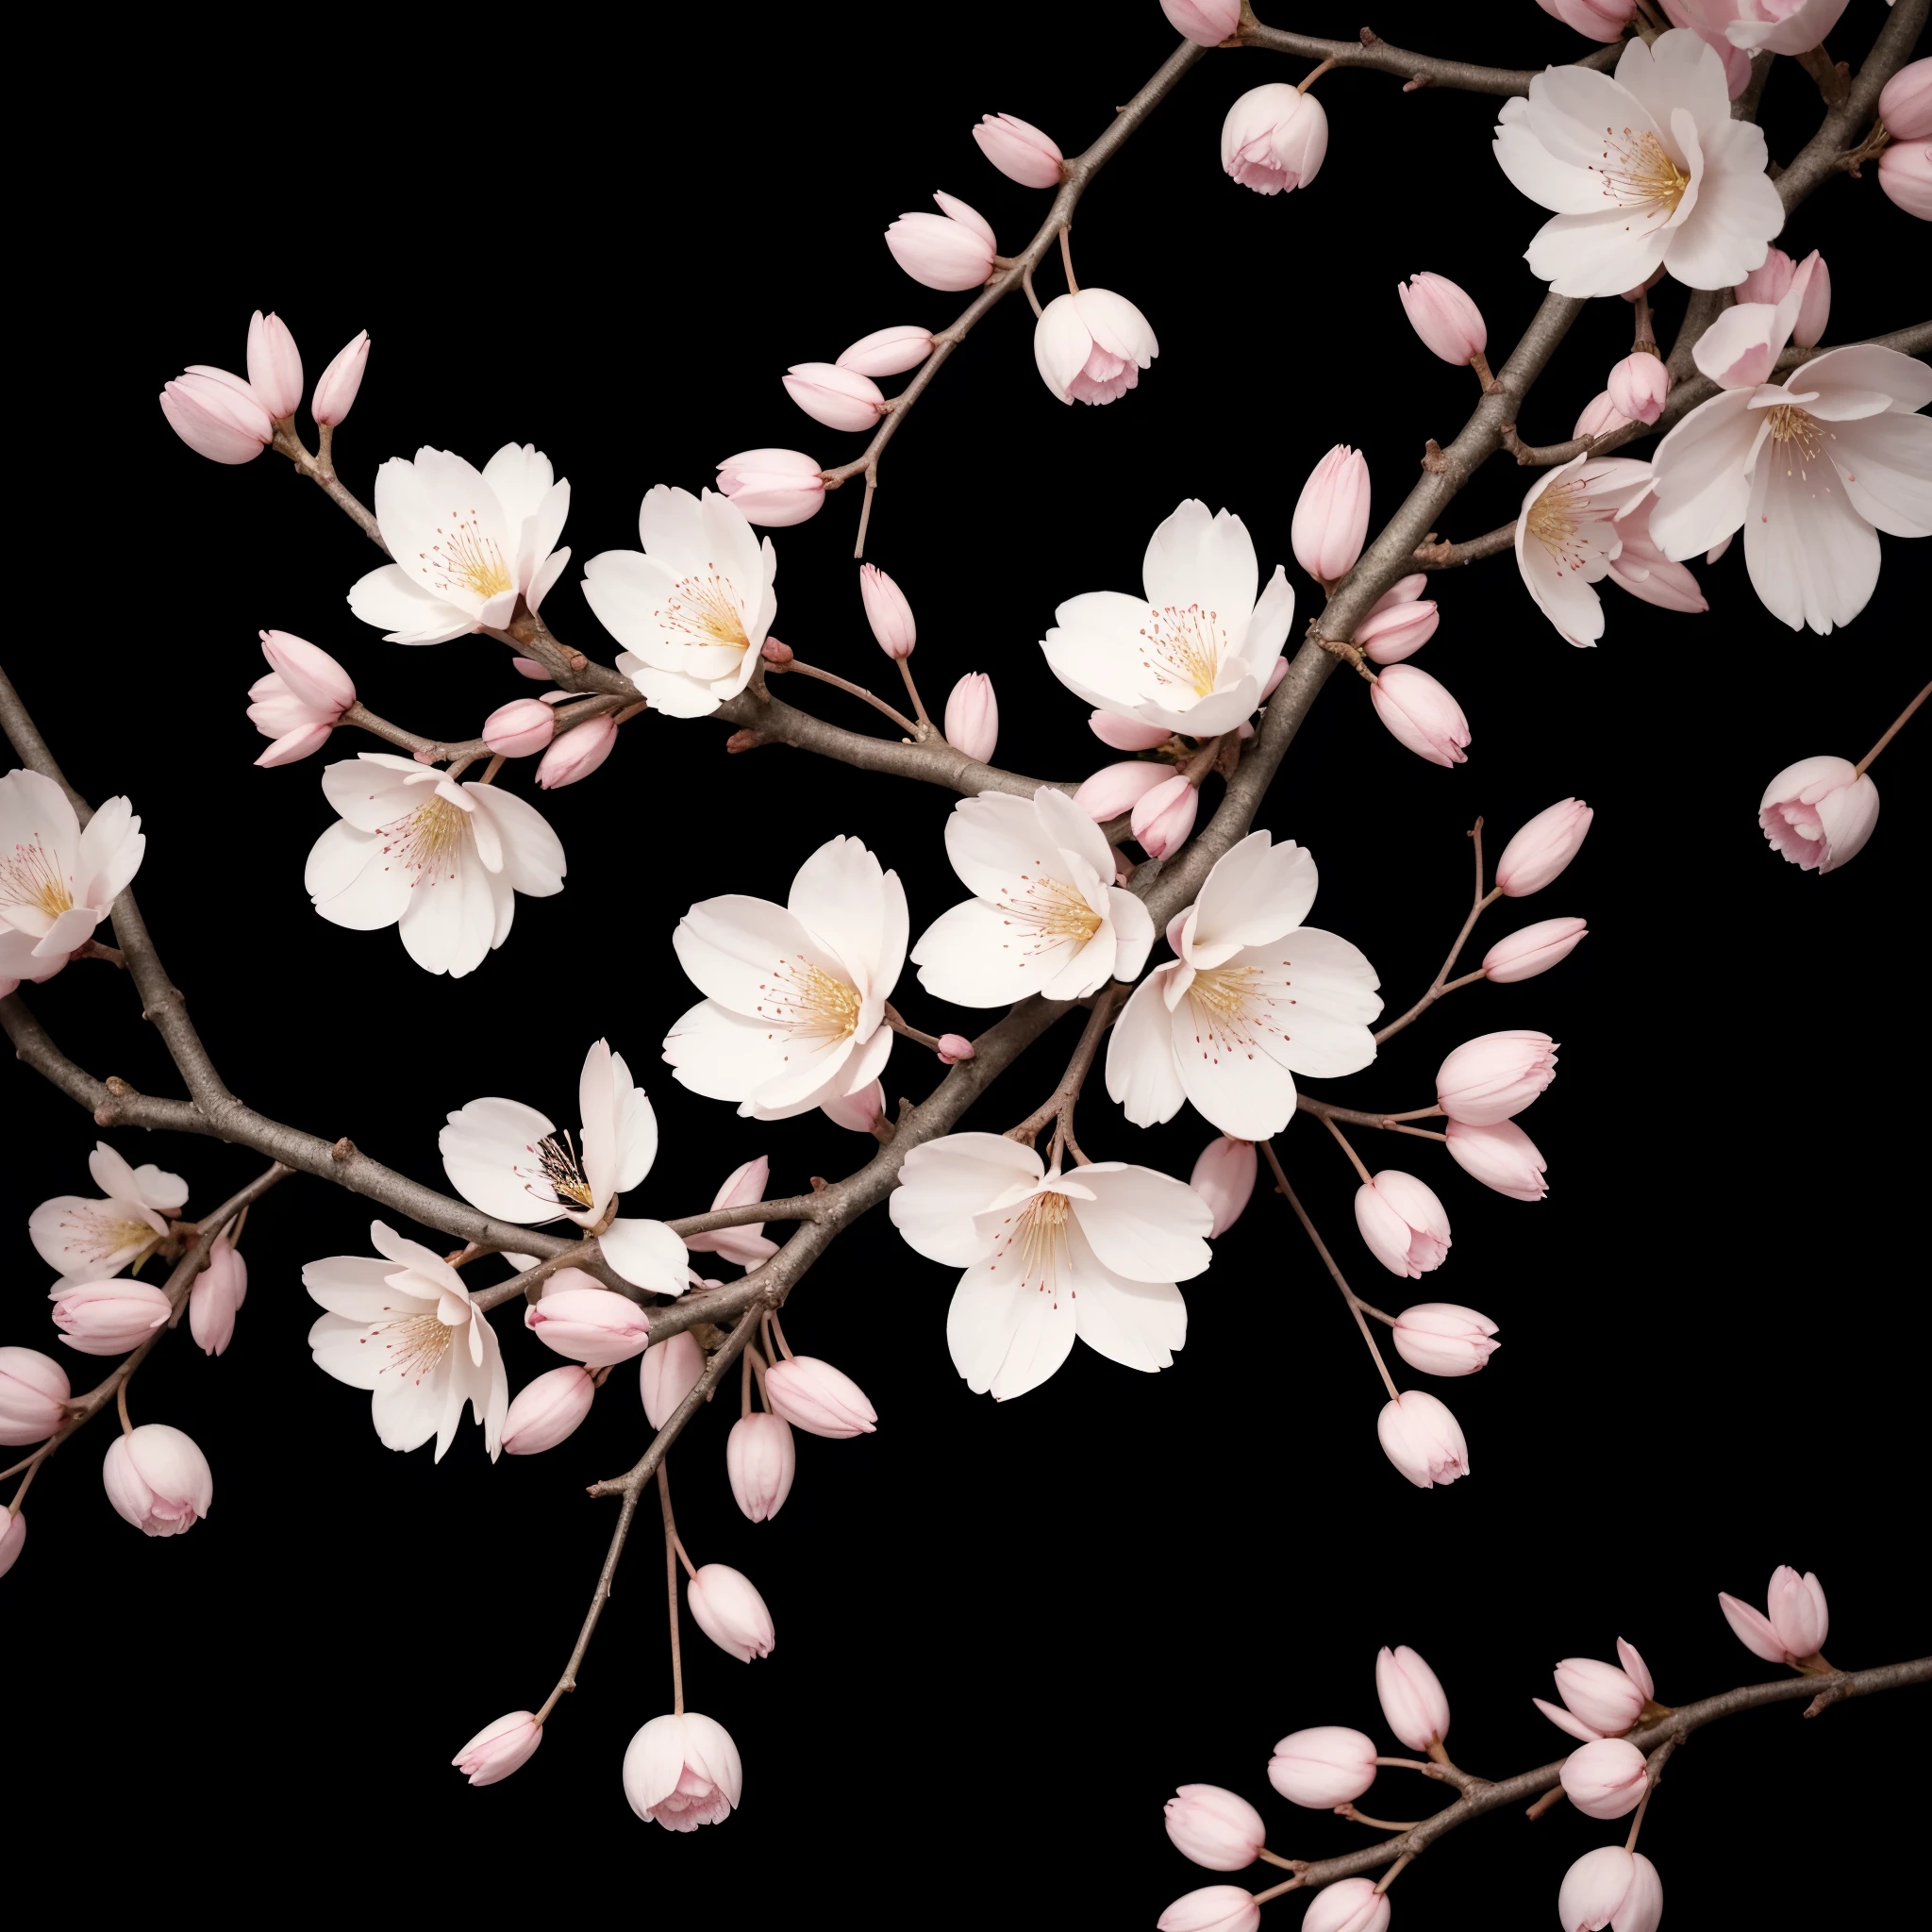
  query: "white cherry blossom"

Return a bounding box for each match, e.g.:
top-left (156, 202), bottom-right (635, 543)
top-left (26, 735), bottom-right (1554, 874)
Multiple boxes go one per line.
top-left (1041, 500), bottom-right (1294, 738)
top-left (29, 1142), bottom-right (187, 1290)
top-left (304, 1222), bottom-right (508, 1461)
top-left (440, 1039), bottom-right (687, 1294)
top-left (1514, 457), bottom-right (1658, 646)
top-left (583, 486), bottom-right (777, 718)
top-left (305, 753), bottom-right (566, 977)
top-left (911, 787), bottom-right (1155, 1007)
top-left (348, 443), bottom-right (571, 644)
top-left (890, 1132), bottom-right (1213, 1401)
top-left (0, 769), bottom-right (144, 996)
top-left (665, 835), bottom-right (906, 1121)
top-left (1493, 28), bottom-right (1782, 295)
top-left (1107, 832), bottom-right (1381, 1141)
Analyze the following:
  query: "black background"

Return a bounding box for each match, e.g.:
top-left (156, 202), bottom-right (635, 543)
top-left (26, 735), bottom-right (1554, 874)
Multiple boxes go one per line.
top-left (8, 6), bottom-right (1927, 1924)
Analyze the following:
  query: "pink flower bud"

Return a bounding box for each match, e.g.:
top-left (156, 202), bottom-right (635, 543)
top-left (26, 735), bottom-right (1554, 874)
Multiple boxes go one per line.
top-left (1573, 391), bottom-right (1633, 441)
top-left (943, 672), bottom-right (999, 763)
top-left (1074, 759), bottom-right (1170, 822)
top-left (935, 1034), bottom-right (975, 1065)
top-left (1436, 1031), bottom-right (1557, 1125)
top-left (483, 697), bottom-right (557, 758)
top-left (1161, 0), bottom-right (1241, 44)
top-left (1355, 596), bottom-right (1440, 665)
top-left (886, 192), bottom-right (997, 291)
top-left (1443, 1118), bottom-right (1548, 1201)
top-left (1190, 1137), bottom-right (1257, 1237)
top-left (1370, 664), bottom-right (1470, 768)
top-left (1561, 1737), bottom-right (1648, 1820)
top-left (1267, 1725), bottom-right (1377, 1807)
top-left (974, 111), bottom-right (1064, 188)
top-left (1792, 254), bottom-right (1830, 348)
top-left (160, 368), bottom-right (275, 464)
top-left (502, 1365), bottom-right (597, 1455)
top-left (726, 1411), bottom-right (796, 1522)
top-left (1720, 1566), bottom-right (1830, 1663)
top-left (189, 1235), bottom-right (246, 1357)
top-left (821, 1079), bottom-right (885, 1132)
top-left (1536, 0), bottom-right (1637, 42)
top-left (1133, 774), bottom-right (1199, 858)
top-left (0, 1508), bottom-right (22, 1579)
top-left (259, 630), bottom-right (354, 715)
top-left (52, 1280), bottom-right (172, 1355)
top-left (1482, 916), bottom-right (1588, 983)
top-left (1606, 352), bottom-right (1670, 425)
top-left (859, 563), bottom-right (917, 659)
top-left (245, 309), bottom-right (303, 419)
top-left (1304, 1877), bottom-right (1391, 1932)
top-left (1354, 1172), bottom-right (1452, 1278)
top-left (684, 1156), bottom-right (779, 1269)
top-left (623, 1711), bottom-right (742, 1831)
top-left (688, 1562), bottom-right (775, 1662)
top-left (1222, 83), bottom-right (1328, 195)
top-left (511, 656), bottom-right (551, 680)
top-left (525, 1274), bottom-right (652, 1367)
top-left (640, 1330), bottom-right (706, 1429)
top-left (1880, 58), bottom-right (1932, 140)
top-left (0, 1345), bottom-right (72, 1445)
top-left (1376, 1644), bottom-right (1451, 1748)
top-left (1091, 711), bottom-right (1174, 751)
top-left (1034, 288), bottom-right (1159, 406)
top-left (715, 447), bottom-right (825, 527)
top-left (765, 1355), bottom-right (876, 1438)
top-left (837, 325), bottom-right (934, 377)
top-left (1559, 1846), bottom-right (1663, 1932)
top-left (782, 360), bottom-right (885, 434)
top-left (1733, 245), bottom-right (1796, 308)
top-left (452, 1710), bottom-right (542, 1787)
top-left (311, 329), bottom-right (370, 425)
top-left (1293, 445), bottom-right (1371, 583)
top-left (102, 1423), bottom-right (212, 1536)
top-left (1549, 1654), bottom-right (1649, 1737)
top-left (1495, 798), bottom-right (1592, 895)
top-left (537, 713), bottom-right (618, 790)
top-left (1391, 1303), bottom-right (1497, 1377)
top-left (761, 636), bottom-right (795, 666)
top-left (1158, 1887), bottom-right (1260, 1932)
top-left (1876, 139), bottom-right (1932, 219)
top-left (1377, 1390), bottom-right (1470, 1490)
top-left (1164, 1783), bottom-right (1266, 1872)
top-left (1397, 272), bottom-right (1487, 364)
top-left (1758, 755), bottom-right (1879, 874)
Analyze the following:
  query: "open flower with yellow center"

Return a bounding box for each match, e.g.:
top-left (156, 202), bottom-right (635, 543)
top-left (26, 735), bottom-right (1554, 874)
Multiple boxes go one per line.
top-left (348, 443), bottom-right (572, 645)
top-left (666, 835), bottom-right (907, 1121)
top-left (1041, 499), bottom-right (1294, 740)
top-left (912, 785), bottom-right (1155, 1007)
top-left (305, 752), bottom-right (566, 977)
top-left (582, 485), bottom-right (778, 719)
top-left (1108, 831), bottom-right (1381, 1141)
top-left (304, 1222), bottom-right (508, 1462)
top-left (1493, 28), bottom-right (1782, 297)
top-left (890, 1132), bottom-right (1213, 1402)
top-left (439, 1039), bottom-right (689, 1295)
top-left (30, 1141), bottom-right (187, 1291)
top-left (0, 768), bottom-right (144, 997)
top-left (1513, 455), bottom-right (1658, 647)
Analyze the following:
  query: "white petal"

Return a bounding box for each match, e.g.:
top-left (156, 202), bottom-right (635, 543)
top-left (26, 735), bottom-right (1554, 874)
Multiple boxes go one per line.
top-left (600, 1218), bottom-right (689, 1293)
top-left (305, 821), bottom-right (410, 931)
top-left (1105, 971), bottom-right (1188, 1127)
top-left (663, 997), bottom-right (791, 1103)
top-left (891, 1134), bottom-right (1043, 1265)
top-left (346, 564), bottom-right (475, 645)
top-left (945, 1259), bottom-right (1077, 1400)
top-left (1069, 1164), bottom-right (1213, 1282)
top-left (1831, 411), bottom-right (1932, 538)
top-left (1526, 209), bottom-right (1671, 299)
top-left (1191, 832), bottom-right (1317, 961)
top-left (1171, 986), bottom-right (1301, 1140)
top-left (913, 895), bottom-right (1061, 1007)
top-left (439, 1095), bottom-right (559, 1224)
top-left (1064, 1220), bottom-right (1188, 1374)
top-left (788, 835), bottom-right (892, 998)
top-left (675, 894), bottom-right (843, 1017)
top-left (1743, 441), bottom-right (1880, 634)
top-left (1648, 388), bottom-right (1765, 559)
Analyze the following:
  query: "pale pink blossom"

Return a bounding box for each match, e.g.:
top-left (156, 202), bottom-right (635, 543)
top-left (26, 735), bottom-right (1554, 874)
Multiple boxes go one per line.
top-left (1515, 456), bottom-right (1657, 645)
top-left (820, 1079), bottom-right (885, 1133)
top-left (1497, 799), bottom-right (1592, 895)
top-left (1719, 1565), bottom-right (1830, 1663)
top-left (1221, 83), bottom-right (1328, 195)
top-left (29, 1141), bottom-right (179, 1289)
top-left (765, 1355), bottom-right (876, 1437)
top-left (783, 361), bottom-right (885, 434)
top-left (859, 563), bottom-right (917, 658)
top-left (1397, 273), bottom-right (1487, 364)
top-left (640, 1329), bottom-right (705, 1428)
top-left (1879, 58), bottom-right (1932, 141)
top-left (246, 309), bottom-right (303, 418)
top-left (248, 630), bottom-right (355, 766)
top-left (188, 1236), bottom-right (246, 1357)
top-left (974, 111), bottom-right (1063, 187)
top-left (1371, 664), bottom-right (1470, 767)
top-left (536, 714), bottom-right (618, 790)
top-left (502, 1364), bottom-right (596, 1455)
top-left (1686, 0), bottom-right (1848, 58)
top-left (1074, 760), bottom-right (1168, 822)
top-left (1437, 1031), bottom-right (1557, 1124)
top-left (482, 697), bottom-right (556, 758)
top-left (453, 1711), bottom-right (541, 1787)
top-left (0, 1508), bottom-right (22, 1578)
top-left (1574, 391), bottom-right (1634, 441)
top-left (1605, 489), bottom-right (1709, 614)
top-left (1483, 916), bottom-right (1588, 982)
top-left (1377, 1644), bottom-right (1452, 1748)
top-left (51, 1280), bottom-right (172, 1356)
top-left (1538, 1643), bottom-right (1654, 1740)
top-left (525, 1274), bottom-right (652, 1368)
top-left (311, 329), bottom-right (370, 426)
top-left (160, 364), bottom-right (275, 464)
top-left (1190, 1137), bottom-right (1257, 1238)
top-left (1757, 756), bottom-right (1879, 874)
top-left (1133, 774), bottom-right (1198, 858)
top-left (1162, 0), bottom-right (1241, 43)
top-left (1034, 288), bottom-right (1158, 406)
top-left (714, 447), bottom-right (825, 527)
top-left (1293, 445), bottom-right (1370, 584)
top-left (1607, 353), bottom-right (1670, 425)
top-left (836, 325), bottom-right (933, 377)
top-left (1562, 1737), bottom-right (1649, 1819)
top-left (1391, 1303), bottom-right (1498, 1377)
top-left (726, 1411), bottom-right (796, 1521)
top-left (1268, 1726), bottom-right (1377, 1807)
top-left (1735, 247), bottom-right (1831, 347)
top-left (623, 1712), bottom-right (741, 1831)
top-left (1877, 140), bottom-right (1932, 219)
top-left (1658, 1), bottom-right (1754, 96)
top-left (1377, 1390), bottom-right (1470, 1489)
top-left (1355, 1172), bottom-right (1452, 1279)
top-left (886, 192), bottom-right (996, 291)
top-left (102, 1424), bottom-right (212, 1537)
top-left (1559, 1846), bottom-right (1664, 1932)
top-left (943, 673), bottom-right (998, 762)
top-left (1537, 0), bottom-right (1637, 41)
top-left (1304, 1878), bottom-right (1391, 1932)
top-left (1355, 583), bottom-right (1440, 665)
top-left (684, 1156), bottom-right (779, 1270)
top-left (0, 769), bottom-right (145, 995)
top-left (1091, 712), bottom-right (1174, 751)
top-left (1158, 1887), bottom-right (1259, 1932)
top-left (688, 1562), bottom-right (775, 1662)
top-left (0, 1347), bottom-right (70, 1445)
top-left (1444, 1118), bottom-right (1549, 1201)
top-left (1164, 1783), bottom-right (1266, 1871)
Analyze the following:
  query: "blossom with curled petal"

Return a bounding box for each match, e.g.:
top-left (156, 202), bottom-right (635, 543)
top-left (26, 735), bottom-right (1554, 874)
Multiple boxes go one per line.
top-left (1514, 457), bottom-right (1658, 646)
top-left (0, 768), bottom-right (144, 997)
top-left (29, 1141), bottom-right (186, 1290)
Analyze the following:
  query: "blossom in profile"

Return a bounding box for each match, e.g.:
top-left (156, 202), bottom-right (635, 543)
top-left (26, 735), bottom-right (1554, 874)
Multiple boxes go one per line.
top-left (1033, 289), bottom-right (1159, 407)
top-left (29, 1142), bottom-right (184, 1289)
top-left (0, 768), bottom-right (144, 995)
top-left (102, 1424), bottom-right (213, 1536)
top-left (1514, 458), bottom-right (1657, 646)
top-left (1757, 757), bottom-right (1879, 874)
top-left (623, 1712), bottom-right (742, 1831)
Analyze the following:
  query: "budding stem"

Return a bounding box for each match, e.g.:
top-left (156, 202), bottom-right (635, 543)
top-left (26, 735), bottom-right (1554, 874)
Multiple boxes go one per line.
top-left (1856, 677), bottom-right (1929, 776)
top-left (659, 1463), bottom-right (685, 1718)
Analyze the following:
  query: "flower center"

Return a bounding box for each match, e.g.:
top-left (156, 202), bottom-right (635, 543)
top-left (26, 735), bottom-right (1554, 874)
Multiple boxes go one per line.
top-left (984, 1187), bottom-right (1076, 1307)
top-left (996, 872), bottom-right (1105, 958)
top-left (1141, 604), bottom-right (1226, 700)
top-left (525, 1129), bottom-right (595, 1211)
top-left (380, 794), bottom-right (469, 887)
top-left (417, 510), bottom-right (514, 604)
top-left (1592, 126), bottom-right (1690, 221)
top-left (659, 567), bottom-right (750, 655)
top-left (53, 1203), bottom-right (159, 1267)
top-left (0, 836), bottom-right (74, 924)
top-left (756, 955), bottom-right (862, 1043)
top-left (1186, 963), bottom-right (1295, 1064)
top-left (368, 1311), bottom-right (455, 1386)
top-left (1525, 479), bottom-right (1594, 576)
top-left (1764, 403), bottom-right (1825, 469)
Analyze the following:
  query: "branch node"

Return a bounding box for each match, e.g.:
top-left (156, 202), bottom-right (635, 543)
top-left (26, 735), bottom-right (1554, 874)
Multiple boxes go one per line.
top-left (330, 1137), bottom-right (358, 1162)
top-left (1422, 439), bottom-right (1447, 474)
top-left (724, 728), bottom-right (769, 755)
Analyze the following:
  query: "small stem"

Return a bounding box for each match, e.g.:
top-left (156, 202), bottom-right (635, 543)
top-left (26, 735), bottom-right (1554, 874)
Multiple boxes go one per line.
top-left (1468, 351), bottom-right (1494, 391)
top-left (1374, 1852), bottom-right (1416, 1894)
top-left (1380, 1106), bottom-right (1446, 1124)
top-left (1339, 1805), bottom-right (1422, 1831)
top-left (741, 1347), bottom-right (753, 1421)
top-left (770, 1311), bottom-right (797, 1361)
top-left (896, 658), bottom-right (933, 734)
top-left (1386, 1124), bottom-right (1450, 1142)
top-left (1022, 262), bottom-right (1043, 319)
top-left (1298, 57), bottom-right (1337, 92)
top-left (1252, 1877), bottom-right (1307, 1905)
top-left (1856, 678), bottom-right (1929, 775)
top-left (782, 658), bottom-right (921, 737)
top-left (477, 754), bottom-right (506, 786)
top-left (116, 1379), bottom-right (133, 1436)
top-left (1058, 224), bottom-right (1078, 294)
top-left (672, 1531), bottom-right (700, 1583)
top-left (852, 466), bottom-right (878, 559)
top-left (659, 1464), bottom-right (684, 1718)
top-left (1321, 1112), bottom-right (1374, 1186)
top-left (1624, 1787), bottom-right (1653, 1853)
top-left (1525, 1785), bottom-right (1568, 1822)
top-left (1256, 1849), bottom-right (1304, 1873)
top-left (1374, 1757), bottom-right (1439, 1773)
top-left (882, 1002), bottom-right (945, 1052)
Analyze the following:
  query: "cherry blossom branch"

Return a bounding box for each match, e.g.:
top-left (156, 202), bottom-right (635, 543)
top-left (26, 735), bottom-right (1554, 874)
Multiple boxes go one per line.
top-left (339, 694), bottom-right (628, 766)
top-left (765, 658), bottom-right (922, 738)
top-left (1374, 822), bottom-right (1498, 1044)
top-left (1236, 18), bottom-right (1622, 96)
top-left (1774, 0), bottom-right (1926, 212)
top-left (1412, 524), bottom-right (1516, 570)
